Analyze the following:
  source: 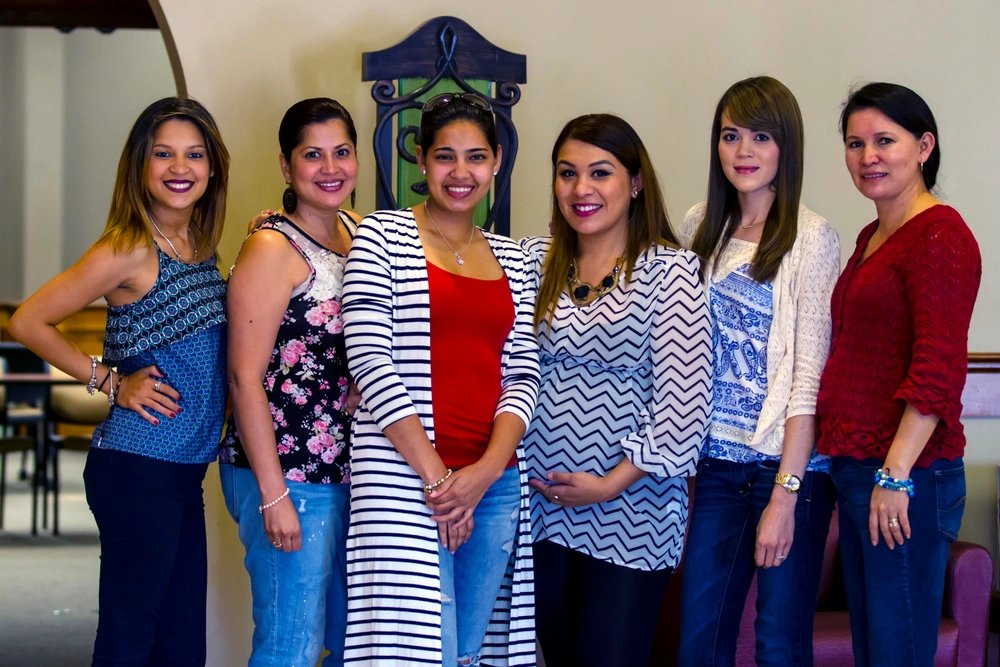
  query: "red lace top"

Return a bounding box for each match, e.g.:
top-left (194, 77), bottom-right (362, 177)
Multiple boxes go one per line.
top-left (817, 205), bottom-right (981, 467)
top-left (427, 261), bottom-right (515, 469)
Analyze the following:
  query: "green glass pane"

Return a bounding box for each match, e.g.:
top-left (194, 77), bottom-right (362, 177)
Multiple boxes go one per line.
top-left (397, 78), bottom-right (492, 228)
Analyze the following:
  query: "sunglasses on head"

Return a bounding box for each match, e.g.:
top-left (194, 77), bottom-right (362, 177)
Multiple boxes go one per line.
top-left (421, 92), bottom-right (493, 113)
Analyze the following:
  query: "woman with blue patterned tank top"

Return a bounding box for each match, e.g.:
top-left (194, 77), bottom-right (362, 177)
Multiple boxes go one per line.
top-left (9, 97), bottom-right (230, 666)
top-left (676, 77), bottom-right (840, 667)
top-left (219, 98), bottom-right (362, 667)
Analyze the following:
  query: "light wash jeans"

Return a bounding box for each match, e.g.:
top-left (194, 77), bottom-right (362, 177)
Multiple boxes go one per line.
top-left (439, 466), bottom-right (520, 666)
top-left (220, 463), bottom-right (350, 667)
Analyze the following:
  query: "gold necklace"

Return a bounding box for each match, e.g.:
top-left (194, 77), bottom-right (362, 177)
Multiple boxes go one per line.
top-left (567, 256), bottom-right (624, 306)
top-left (150, 218), bottom-right (198, 261)
top-left (424, 204), bottom-right (475, 266)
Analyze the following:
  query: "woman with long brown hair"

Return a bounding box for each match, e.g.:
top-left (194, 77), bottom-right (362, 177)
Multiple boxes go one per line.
top-left (522, 113), bottom-right (712, 667)
top-left (677, 76), bottom-right (840, 667)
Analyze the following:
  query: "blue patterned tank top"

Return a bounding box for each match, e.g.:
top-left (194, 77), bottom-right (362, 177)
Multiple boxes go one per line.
top-left (92, 248), bottom-right (226, 464)
top-left (220, 213), bottom-right (354, 485)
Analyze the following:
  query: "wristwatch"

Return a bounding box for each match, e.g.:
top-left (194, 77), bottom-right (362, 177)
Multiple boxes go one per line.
top-left (774, 472), bottom-right (802, 494)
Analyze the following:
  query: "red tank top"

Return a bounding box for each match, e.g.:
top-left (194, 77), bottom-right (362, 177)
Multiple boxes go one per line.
top-left (427, 261), bottom-right (516, 469)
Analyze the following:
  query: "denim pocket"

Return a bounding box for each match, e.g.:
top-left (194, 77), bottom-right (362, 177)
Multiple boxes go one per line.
top-left (935, 465), bottom-right (966, 542)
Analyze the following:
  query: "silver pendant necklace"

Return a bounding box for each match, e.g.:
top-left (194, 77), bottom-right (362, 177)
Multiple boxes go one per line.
top-left (150, 218), bottom-right (198, 261)
top-left (424, 203), bottom-right (475, 266)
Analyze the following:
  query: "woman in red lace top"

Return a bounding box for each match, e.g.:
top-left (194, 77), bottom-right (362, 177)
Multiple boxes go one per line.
top-left (816, 82), bottom-right (981, 666)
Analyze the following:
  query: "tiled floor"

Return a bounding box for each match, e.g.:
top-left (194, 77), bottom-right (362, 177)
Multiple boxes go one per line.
top-left (0, 449), bottom-right (98, 667)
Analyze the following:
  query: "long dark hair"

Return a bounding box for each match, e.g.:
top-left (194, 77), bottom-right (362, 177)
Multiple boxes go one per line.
top-left (840, 82), bottom-right (940, 190)
top-left (102, 96), bottom-right (230, 256)
top-left (535, 113), bottom-right (677, 328)
top-left (690, 76), bottom-right (803, 284)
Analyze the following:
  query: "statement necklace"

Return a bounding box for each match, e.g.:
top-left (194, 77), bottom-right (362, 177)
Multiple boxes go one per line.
top-left (567, 256), bottom-right (624, 306)
top-left (150, 218), bottom-right (198, 262)
top-left (425, 204), bottom-right (475, 266)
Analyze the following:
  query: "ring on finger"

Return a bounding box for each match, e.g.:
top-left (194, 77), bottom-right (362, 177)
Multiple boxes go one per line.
top-left (153, 380), bottom-right (162, 392)
top-left (553, 494), bottom-right (560, 501)
top-left (776, 554), bottom-right (786, 561)
top-left (272, 540), bottom-right (282, 548)
top-left (888, 516), bottom-right (900, 528)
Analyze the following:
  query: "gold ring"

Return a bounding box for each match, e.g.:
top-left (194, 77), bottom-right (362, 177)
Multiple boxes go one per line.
top-left (888, 517), bottom-right (900, 528)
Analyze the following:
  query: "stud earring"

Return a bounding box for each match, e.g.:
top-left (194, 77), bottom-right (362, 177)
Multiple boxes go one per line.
top-left (631, 189), bottom-right (639, 198)
top-left (421, 168), bottom-right (427, 175)
top-left (919, 160), bottom-right (924, 171)
top-left (493, 171), bottom-right (499, 176)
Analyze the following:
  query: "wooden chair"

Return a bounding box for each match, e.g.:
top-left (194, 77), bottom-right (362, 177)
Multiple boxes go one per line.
top-left (47, 371), bottom-right (108, 535)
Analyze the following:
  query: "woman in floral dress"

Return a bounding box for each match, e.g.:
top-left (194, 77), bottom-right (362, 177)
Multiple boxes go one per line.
top-left (219, 97), bottom-right (361, 667)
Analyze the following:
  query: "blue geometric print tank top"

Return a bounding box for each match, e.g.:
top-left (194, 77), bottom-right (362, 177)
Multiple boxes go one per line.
top-left (93, 248), bottom-right (226, 464)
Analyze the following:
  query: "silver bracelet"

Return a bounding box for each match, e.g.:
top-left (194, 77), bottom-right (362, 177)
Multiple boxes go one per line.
top-left (106, 369), bottom-right (117, 406)
top-left (85, 357), bottom-right (99, 395)
top-left (258, 488), bottom-right (290, 514)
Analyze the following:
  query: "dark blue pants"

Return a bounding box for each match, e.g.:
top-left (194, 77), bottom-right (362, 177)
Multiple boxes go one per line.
top-left (83, 447), bottom-right (209, 667)
top-left (678, 458), bottom-right (835, 667)
top-left (831, 456), bottom-right (965, 667)
top-left (533, 539), bottom-right (672, 667)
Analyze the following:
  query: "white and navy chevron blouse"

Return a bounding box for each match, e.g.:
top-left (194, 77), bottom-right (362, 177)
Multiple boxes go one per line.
top-left (521, 237), bottom-right (712, 572)
top-left (342, 209), bottom-right (540, 666)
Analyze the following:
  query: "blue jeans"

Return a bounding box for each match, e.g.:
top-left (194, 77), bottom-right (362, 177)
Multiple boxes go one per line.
top-left (220, 464), bottom-right (350, 667)
top-left (439, 466), bottom-right (519, 667)
top-left (831, 456), bottom-right (965, 667)
top-left (83, 447), bottom-right (209, 667)
top-left (678, 457), bottom-right (835, 667)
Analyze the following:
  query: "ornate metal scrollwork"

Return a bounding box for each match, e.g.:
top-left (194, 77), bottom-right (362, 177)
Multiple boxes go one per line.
top-left (362, 16), bottom-right (526, 234)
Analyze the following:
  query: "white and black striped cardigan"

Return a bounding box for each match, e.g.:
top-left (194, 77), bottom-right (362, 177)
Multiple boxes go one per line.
top-left (341, 208), bottom-right (540, 666)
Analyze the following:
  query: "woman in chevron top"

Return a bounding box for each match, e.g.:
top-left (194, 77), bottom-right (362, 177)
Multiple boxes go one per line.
top-left (676, 76), bottom-right (840, 666)
top-left (341, 92), bottom-right (540, 666)
top-left (521, 113), bottom-right (713, 667)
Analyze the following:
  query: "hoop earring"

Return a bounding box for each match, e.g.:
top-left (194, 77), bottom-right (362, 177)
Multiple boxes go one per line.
top-left (282, 186), bottom-right (298, 214)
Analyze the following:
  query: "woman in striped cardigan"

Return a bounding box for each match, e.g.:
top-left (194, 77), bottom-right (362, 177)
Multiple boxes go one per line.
top-left (341, 93), bottom-right (540, 666)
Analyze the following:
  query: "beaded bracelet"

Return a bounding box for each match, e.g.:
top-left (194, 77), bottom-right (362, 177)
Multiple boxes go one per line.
top-left (423, 469), bottom-right (453, 495)
top-left (874, 467), bottom-right (915, 497)
top-left (258, 488), bottom-right (290, 514)
top-left (85, 357), bottom-right (99, 395)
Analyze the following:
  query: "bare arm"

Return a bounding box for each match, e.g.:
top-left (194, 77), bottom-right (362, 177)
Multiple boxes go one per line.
top-left (869, 405), bottom-right (939, 548)
top-left (8, 240), bottom-right (179, 421)
top-left (227, 230), bottom-right (309, 552)
top-left (756, 414), bottom-right (814, 567)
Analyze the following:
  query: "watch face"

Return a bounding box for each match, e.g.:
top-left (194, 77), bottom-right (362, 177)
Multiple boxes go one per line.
top-left (777, 472), bottom-right (801, 492)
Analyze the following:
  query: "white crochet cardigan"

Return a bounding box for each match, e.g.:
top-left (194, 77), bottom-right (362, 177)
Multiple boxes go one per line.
top-left (680, 202), bottom-right (841, 456)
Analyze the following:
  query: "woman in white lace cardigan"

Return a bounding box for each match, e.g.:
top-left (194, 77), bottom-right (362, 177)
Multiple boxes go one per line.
top-left (677, 76), bottom-right (841, 667)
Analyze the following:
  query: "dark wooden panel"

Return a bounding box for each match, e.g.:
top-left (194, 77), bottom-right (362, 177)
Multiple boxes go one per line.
top-left (0, 0), bottom-right (156, 30)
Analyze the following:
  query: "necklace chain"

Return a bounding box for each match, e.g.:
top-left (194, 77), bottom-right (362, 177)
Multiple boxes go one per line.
top-left (424, 204), bottom-right (475, 266)
top-left (150, 218), bottom-right (198, 261)
top-left (739, 218), bottom-right (765, 230)
top-left (567, 256), bottom-right (624, 306)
